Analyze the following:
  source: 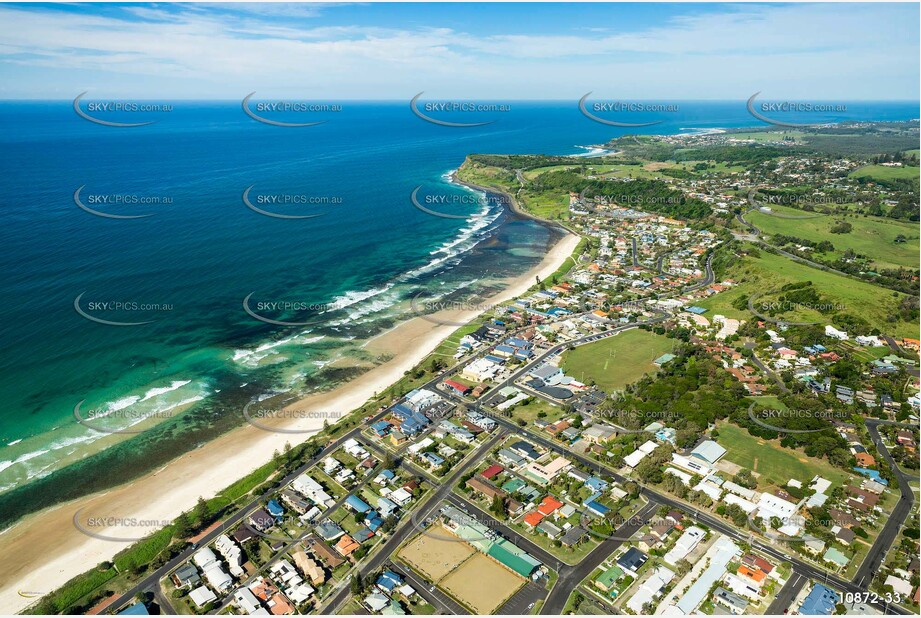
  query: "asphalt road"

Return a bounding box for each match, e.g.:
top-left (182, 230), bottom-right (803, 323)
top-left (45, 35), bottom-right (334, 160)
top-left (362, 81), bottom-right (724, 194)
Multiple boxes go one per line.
top-left (766, 572), bottom-right (807, 614)
top-left (540, 501), bottom-right (658, 615)
top-left (317, 431), bottom-right (507, 614)
top-left (388, 563), bottom-right (467, 614)
top-left (479, 409), bottom-right (913, 616)
top-left (105, 422), bottom-right (371, 612)
top-left (855, 420), bottom-right (918, 588)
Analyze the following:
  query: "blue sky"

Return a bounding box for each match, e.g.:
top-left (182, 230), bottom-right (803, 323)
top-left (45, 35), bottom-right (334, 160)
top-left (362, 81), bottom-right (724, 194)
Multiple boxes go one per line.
top-left (0, 2), bottom-right (918, 100)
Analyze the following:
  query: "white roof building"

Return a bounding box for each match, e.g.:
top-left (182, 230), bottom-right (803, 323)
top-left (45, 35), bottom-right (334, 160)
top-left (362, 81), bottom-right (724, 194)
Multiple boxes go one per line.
top-left (624, 449), bottom-right (648, 468)
top-left (189, 586), bottom-right (217, 607)
top-left (407, 437), bottom-right (434, 455)
top-left (291, 473), bottom-right (333, 507)
top-left (193, 548), bottom-right (218, 569)
top-left (694, 479), bottom-right (723, 501)
top-left (675, 536), bottom-right (740, 614)
top-left (389, 487), bottom-right (413, 506)
top-left (810, 476), bottom-right (832, 493)
top-left (215, 535), bottom-right (245, 577)
top-left (671, 453), bottom-right (712, 475)
top-left (723, 574), bottom-right (761, 601)
top-left (203, 564), bottom-right (233, 592)
top-left (627, 566), bottom-right (675, 614)
top-left (756, 493), bottom-right (799, 531)
top-left (233, 588), bottom-right (263, 614)
top-left (724, 493), bottom-right (758, 514)
top-left (885, 575), bottom-right (913, 597)
top-left (723, 481), bottom-right (757, 501)
top-left (691, 440), bottom-right (727, 464)
top-left (287, 583), bottom-right (316, 604)
top-left (664, 526), bottom-right (705, 566)
top-left (665, 467), bottom-right (693, 486)
top-left (825, 325), bottom-right (849, 340)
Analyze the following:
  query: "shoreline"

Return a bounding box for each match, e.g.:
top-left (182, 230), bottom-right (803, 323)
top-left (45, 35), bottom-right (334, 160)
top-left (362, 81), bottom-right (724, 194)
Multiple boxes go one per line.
top-left (0, 222), bottom-right (580, 614)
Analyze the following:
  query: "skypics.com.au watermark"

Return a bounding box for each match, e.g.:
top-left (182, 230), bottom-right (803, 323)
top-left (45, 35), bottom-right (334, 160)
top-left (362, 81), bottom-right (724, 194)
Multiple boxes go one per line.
top-left (579, 93), bottom-right (677, 127)
top-left (747, 92), bottom-right (847, 128)
top-left (756, 300), bottom-right (845, 314)
top-left (411, 93), bottom-right (509, 127)
top-left (596, 408), bottom-right (682, 434)
top-left (242, 402), bottom-right (343, 434)
top-left (73, 401), bottom-right (179, 434)
top-left (409, 291), bottom-right (502, 327)
top-left (746, 290), bottom-right (841, 326)
top-left (74, 92), bottom-right (172, 127)
top-left (242, 293), bottom-right (332, 326)
top-left (74, 292), bottom-right (173, 326)
top-left (747, 403), bottom-right (839, 435)
top-left (242, 185), bottom-right (341, 219)
top-left (74, 185), bottom-right (171, 219)
top-left (242, 93), bottom-right (342, 127)
top-left (410, 185), bottom-right (488, 219)
top-left (73, 508), bottom-right (175, 542)
top-left (749, 191), bottom-right (852, 208)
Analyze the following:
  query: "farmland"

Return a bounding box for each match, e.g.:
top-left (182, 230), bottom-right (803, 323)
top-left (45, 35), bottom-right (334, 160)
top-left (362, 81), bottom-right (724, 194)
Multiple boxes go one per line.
top-left (749, 204), bottom-right (919, 269)
top-left (698, 245), bottom-right (918, 338)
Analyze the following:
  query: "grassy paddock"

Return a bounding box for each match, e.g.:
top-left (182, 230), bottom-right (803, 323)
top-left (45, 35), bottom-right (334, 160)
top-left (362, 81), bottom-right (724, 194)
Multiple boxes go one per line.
top-left (749, 204), bottom-right (919, 270)
top-left (715, 422), bottom-right (851, 488)
top-left (697, 245), bottom-right (917, 338)
top-left (850, 164), bottom-right (920, 182)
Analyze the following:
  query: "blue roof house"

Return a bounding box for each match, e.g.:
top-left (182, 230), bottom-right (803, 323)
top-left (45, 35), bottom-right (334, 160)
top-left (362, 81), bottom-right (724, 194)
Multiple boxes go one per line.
top-left (799, 584), bottom-right (838, 616)
top-left (345, 495), bottom-right (372, 514)
top-left (266, 499), bottom-right (285, 519)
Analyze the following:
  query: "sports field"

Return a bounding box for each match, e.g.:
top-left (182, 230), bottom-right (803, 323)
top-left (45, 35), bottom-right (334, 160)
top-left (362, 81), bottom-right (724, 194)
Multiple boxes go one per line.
top-left (715, 421), bottom-right (851, 489)
top-left (748, 204), bottom-right (919, 270)
top-left (440, 552), bottom-right (525, 614)
top-left (398, 526), bottom-right (476, 581)
top-left (560, 328), bottom-right (675, 392)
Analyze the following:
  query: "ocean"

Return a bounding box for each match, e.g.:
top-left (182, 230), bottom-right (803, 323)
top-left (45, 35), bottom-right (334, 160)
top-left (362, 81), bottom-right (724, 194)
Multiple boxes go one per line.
top-left (0, 99), bottom-right (915, 522)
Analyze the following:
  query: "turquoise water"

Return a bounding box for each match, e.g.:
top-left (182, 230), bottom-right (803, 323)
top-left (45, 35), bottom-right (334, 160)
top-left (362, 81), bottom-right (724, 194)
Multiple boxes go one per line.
top-left (0, 100), bottom-right (915, 511)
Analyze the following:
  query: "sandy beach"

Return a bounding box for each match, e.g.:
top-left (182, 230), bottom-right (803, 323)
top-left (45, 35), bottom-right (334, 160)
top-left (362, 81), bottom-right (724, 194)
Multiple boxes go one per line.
top-left (0, 231), bottom-right (580, 614)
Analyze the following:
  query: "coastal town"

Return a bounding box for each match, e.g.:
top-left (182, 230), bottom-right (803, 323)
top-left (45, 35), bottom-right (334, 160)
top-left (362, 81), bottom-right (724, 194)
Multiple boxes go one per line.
top-left (58, 122), bottom-right (921, 618)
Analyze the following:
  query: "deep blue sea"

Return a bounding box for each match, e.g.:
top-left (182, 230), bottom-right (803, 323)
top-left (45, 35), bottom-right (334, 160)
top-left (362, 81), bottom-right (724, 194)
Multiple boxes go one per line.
top-left (0, 99), bottom-right (916, 496)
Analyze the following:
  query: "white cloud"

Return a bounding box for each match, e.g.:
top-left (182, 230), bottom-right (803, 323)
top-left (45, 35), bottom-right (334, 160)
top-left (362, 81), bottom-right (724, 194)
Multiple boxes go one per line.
top-left (0, 3), bottom-right (915, 99)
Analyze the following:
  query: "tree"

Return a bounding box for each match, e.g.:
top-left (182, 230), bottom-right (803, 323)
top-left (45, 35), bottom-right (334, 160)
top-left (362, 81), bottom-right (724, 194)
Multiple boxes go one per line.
top-left (194, 497), bottom-right (209, 524)
top-left (571, 592), bottom-right (584, 612)
top-left (351, 573), bottom-right (363, 595)
top-left (490, 494), bottom-right (505, 518)
top-left (173, 512), bottom-right (193, 539)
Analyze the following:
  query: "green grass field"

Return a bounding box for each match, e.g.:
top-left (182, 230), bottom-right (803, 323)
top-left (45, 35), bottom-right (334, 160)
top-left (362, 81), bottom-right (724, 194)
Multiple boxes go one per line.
top-left (724, 130), bottom-right (807, 142)
top-left (696, 245), bottom-right (918, 339)
top-left (850, 164), bottom-right (921, 182)
top-left (560, 329), bottom-right (675, 392)
top-left (519, 187), bottom-right (570, 220)
top-left (715, 422), bottom-right (852, 489)
top-left (509, 397), bottom-right (566, 424)
top-left (748, 204), bottom-right (919, 269)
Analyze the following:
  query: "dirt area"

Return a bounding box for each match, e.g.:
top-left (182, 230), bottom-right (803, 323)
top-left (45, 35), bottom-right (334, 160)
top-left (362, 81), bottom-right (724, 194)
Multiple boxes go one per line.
top-left (398, 526), bottom-right (475, 581)
top-left (714, 460), bottom-right (744, 477)
top-left (440, 552), bottom-right (524, 614)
